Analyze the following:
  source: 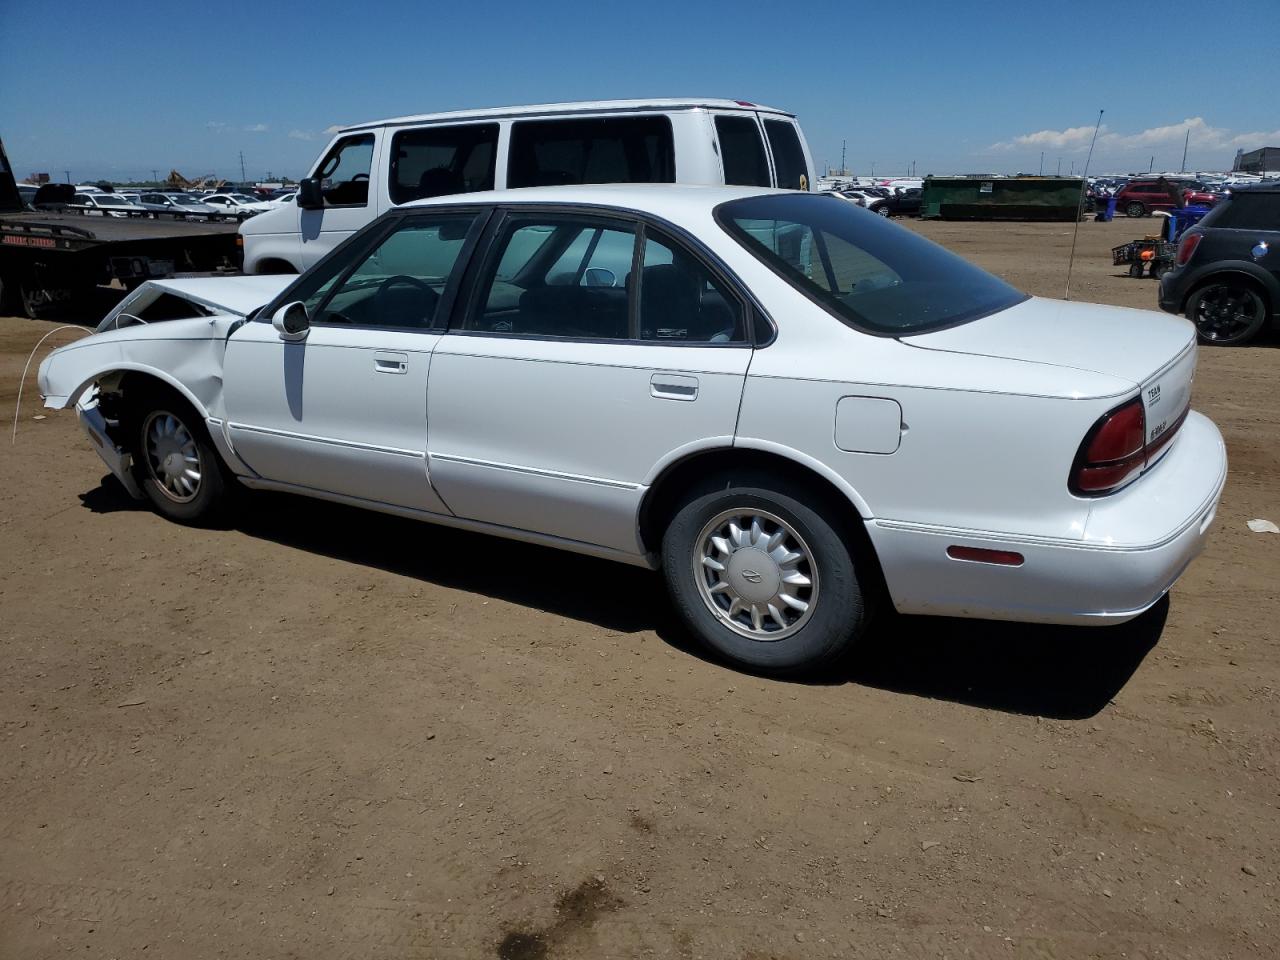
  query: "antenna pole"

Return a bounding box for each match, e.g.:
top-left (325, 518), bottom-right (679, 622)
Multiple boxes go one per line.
top-left (1181, 129), bottom-right (1190, 172)
top-left (239, 151), bottom-right (247, 184)
top-left (1064, 109), bottom-right (1104, 301)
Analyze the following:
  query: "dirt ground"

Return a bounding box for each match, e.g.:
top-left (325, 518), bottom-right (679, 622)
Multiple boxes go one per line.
top-left (1, 217), bottom-right (1277, 959)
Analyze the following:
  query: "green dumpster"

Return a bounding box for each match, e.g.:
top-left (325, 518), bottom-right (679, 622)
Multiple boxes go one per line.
top-left (920, 176), bottom-right (1086, 221)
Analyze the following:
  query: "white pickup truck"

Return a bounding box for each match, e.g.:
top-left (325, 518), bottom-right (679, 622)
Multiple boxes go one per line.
top-left (239, 98), bottom-right (816, 274)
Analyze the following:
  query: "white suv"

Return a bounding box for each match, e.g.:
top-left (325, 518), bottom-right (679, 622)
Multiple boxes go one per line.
top-left (240, 99), bottom-right (816, 274)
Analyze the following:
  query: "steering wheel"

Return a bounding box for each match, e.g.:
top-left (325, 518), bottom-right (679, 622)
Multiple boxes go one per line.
top-left (351, 173), bottom-right (370, 181)
top-left (373, 275), bottom-right (439, 325)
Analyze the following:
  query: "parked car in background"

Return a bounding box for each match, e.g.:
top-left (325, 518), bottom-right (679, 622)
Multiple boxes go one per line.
top-left (267, 190), bottom-right (296, 205)
top-left (1159, 185), bottom-right (1280, 344)
top-left (71, 193), bottom-right (146, 217)
top-left (867, 186), bottom-right (923, 218)
top-left (16, 184), bottom-right (38, 207)
top-left (1115, 178), bottom-right (1191, 217)
top-left (239, 98), bottom-right (816, 274)
top-left (136, 192), bottom-right (221, 221)
top-left (40, 184), bottom-right (1224, 675)
top-left (202, 193), bottom-right (274, 219)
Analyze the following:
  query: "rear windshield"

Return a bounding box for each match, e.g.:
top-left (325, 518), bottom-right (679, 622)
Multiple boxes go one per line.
top-left (717, 193), bottom-right (1025, 335)
top-left (508, 116), bottom-right (674, 188)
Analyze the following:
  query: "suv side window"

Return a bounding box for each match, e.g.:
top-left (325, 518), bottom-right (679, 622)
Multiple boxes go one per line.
top-left (388, 123), bottom-right (499, 204)
top-left (314, 134), bottom-right (375, 207)
top-left (715, 115), bottom-right (771, 187)
top-left (1212, 193), bottom-right (1280, 230)
top-left (288, 214), bottom-right (479, 329)
top-left (507, 116), bottom-right (675, 188)
top-left (468, 216), bottom-right (636, 339)
top-left (764, 119), bottom-right (808, 190)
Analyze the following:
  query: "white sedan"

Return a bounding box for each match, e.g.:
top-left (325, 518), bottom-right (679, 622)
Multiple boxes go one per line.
top-left (38, 185), bottom-right (1227, 674)
top-left (201, 193), bottom-right (274, 218)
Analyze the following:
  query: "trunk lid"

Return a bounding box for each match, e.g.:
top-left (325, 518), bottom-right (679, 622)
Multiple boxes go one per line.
top-left (904, 296), bottom-right (1197, 445)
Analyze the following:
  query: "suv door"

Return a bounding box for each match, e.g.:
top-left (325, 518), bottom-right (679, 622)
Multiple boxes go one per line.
top-left (426, 210), bottom-right (755, 555)
top-left (299, 132), bottom-right (380, 269)
top-left (223, 210), bottom-right (486, 512)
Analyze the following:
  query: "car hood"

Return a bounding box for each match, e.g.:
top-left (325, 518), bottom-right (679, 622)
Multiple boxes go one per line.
top-left (97, 275), bottom-right (293, 331)
top-left (901, 296), bottom-right (1195, 386)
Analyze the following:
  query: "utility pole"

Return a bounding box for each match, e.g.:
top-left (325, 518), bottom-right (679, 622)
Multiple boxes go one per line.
top-left (151, 169), bottom-right (159, 184)
top-left (1070, 160), bottom-right (1074, 176)
top-left (1181, 129), bottom-right (1190, 172)
top-left (1149, 155), bottom-right (1154, 172)
top-left (1040, 152), bottom-right (1044, 176)
top-left (1057, 158), bottom-right (1061, 176)
top-left (239, 150), bottom-right (247, 185)
top-left (841, 139), bottom-right (846, 176)
top-left (64, 169), bottom-right (70, 184)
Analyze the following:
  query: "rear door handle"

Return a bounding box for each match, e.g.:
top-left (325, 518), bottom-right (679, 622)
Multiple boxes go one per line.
top-left (374, 352), bottom-right (408, 375)
top-left (650, 373), bottom-right (699, 401)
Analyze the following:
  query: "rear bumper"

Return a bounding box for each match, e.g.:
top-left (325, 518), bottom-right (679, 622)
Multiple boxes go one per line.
top-left (867, 411), bottom-right (1226, 625)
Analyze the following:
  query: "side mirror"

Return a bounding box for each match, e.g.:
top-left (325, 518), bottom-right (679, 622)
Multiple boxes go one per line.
top-left (272, 301), bottom-right (310, 341)
top-left (297, 178), bottom-right (324, 210)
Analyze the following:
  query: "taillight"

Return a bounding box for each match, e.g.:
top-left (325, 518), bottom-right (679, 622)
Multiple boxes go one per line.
top-left (1176, 232), bottom-right (1202, 266)
top-left (1070, 397), bottom-right (1189, 496)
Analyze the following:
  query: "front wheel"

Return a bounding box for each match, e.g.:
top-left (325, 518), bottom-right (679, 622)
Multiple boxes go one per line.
top-left (662, 477), bottom-right (869, 674)
top-left (1188, 281), bottom-right (1267, 345)
top-left (130, 389), bottom-right (229, 524)
top-left (1125, 201), bottom-right (1146, 218)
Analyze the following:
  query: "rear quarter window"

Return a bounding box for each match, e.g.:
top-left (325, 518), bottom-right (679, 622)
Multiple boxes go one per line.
top-left (763, 119), bottom-right (808, 190)
top-left (507, 116), bottom-right (674, 188)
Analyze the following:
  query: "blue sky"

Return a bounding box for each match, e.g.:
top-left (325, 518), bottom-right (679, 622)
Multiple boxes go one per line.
top-left (2, 0), bottom-right (1277, 182)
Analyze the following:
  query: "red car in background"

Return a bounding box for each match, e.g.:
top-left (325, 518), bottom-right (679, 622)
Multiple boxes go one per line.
top-left (1115, 178), bottom-right (1220, 217)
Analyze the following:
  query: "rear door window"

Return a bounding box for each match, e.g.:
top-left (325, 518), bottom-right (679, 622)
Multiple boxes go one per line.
top-left (388, 123), bottom-right (498, 204)
top-left (507, 116), bottom-right (674, 188)
top-left (763, 119), bottom-right (808, 190)
top-left (715, 115), bottom-right (771, 187)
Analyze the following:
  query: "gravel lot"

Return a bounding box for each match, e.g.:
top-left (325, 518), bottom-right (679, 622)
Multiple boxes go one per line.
top-left (2, 216), bottom-right (1277, 959)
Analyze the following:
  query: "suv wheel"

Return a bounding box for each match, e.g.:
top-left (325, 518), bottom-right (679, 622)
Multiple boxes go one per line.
top-left (1125, 201), bottom-right (1146, 217)
top-left (661, 475), bottom-right (869, 675)
top-left (874, 205), bottom-right (891, 217)
top-left (1188, 281), bottom-right (1268, 346)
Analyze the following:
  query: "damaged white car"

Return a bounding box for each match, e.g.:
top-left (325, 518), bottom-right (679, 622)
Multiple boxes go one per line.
top-left (39, 185), bottom-right (1227, 674)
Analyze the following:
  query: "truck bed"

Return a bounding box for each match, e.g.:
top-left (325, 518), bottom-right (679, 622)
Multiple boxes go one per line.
top-left (1, 209), bottom-right (237, 243)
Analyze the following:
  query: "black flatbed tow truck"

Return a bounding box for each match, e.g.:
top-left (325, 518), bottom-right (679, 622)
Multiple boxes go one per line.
top-left (0, 138), bottom-right (240, 318)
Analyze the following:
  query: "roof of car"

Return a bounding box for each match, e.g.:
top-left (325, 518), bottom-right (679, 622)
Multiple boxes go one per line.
top-left (340, 98), bottom-right (794, 133)
top-left (399, 183), bottom-right (793, 217)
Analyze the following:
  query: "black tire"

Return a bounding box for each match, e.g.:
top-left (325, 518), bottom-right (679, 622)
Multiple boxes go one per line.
top-left (1125, 201), bottom-right (1146, 218)
top-left (661, 473), bottom-right (869, 675)
top-left (126, 385), bottom-right (229, 524)
top-left (1151, 261), bottom-right (1171, 280)
top-left (1128, 262), bottom-right (1144, 278)
top-left (1187, 280), bottom-right (1268, 346)
top-left (874, 205), bottom-right (891, 217)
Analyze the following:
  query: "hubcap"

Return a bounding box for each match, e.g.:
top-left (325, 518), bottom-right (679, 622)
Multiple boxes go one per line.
top-left (693, 509), bottom-right (818, 641)
top-left (143, 410), bottom-right (202, 502)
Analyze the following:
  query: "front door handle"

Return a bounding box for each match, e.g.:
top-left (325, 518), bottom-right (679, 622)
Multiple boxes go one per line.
top-left (650, 373), bottom-right (699, 401)
top-left (374, 352), bottom-right (408, 375)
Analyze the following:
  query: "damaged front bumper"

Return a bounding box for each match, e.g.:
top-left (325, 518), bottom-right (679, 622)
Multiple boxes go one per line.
top-left (77, 399), bottom-right (144, 500)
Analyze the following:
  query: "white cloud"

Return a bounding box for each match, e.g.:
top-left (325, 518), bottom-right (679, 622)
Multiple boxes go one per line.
top-left (244, 123), bottom-right (269, 133)
top-left (990, 117), bottom-right (1280, 159)
top-left (288, 129), bottom-right (314, 140)
top-left (990, 124), bottom-right (1106, 152)
top-left (206, 120), bottom-right (227, 131)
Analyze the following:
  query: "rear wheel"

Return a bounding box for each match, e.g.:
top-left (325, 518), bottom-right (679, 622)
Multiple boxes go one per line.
top-left (128, 387), bottom-right (229, 524)
top-left (661, 475), bottom-right (869, 675)
top-left (1187, 281), bottom-right (1267, 345)
top-left (1125, 201), bottom-right (1146, 217)
top-left (874, 205), bottom-right (891, 217)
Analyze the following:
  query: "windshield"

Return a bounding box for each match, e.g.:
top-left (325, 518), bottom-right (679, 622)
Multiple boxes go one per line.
top-left (716, 193), bottom-right (1025, 335)
top-left (172, 195), bottom-right (203, 205)
top-left (98, 196), bottom-right (131, 205)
